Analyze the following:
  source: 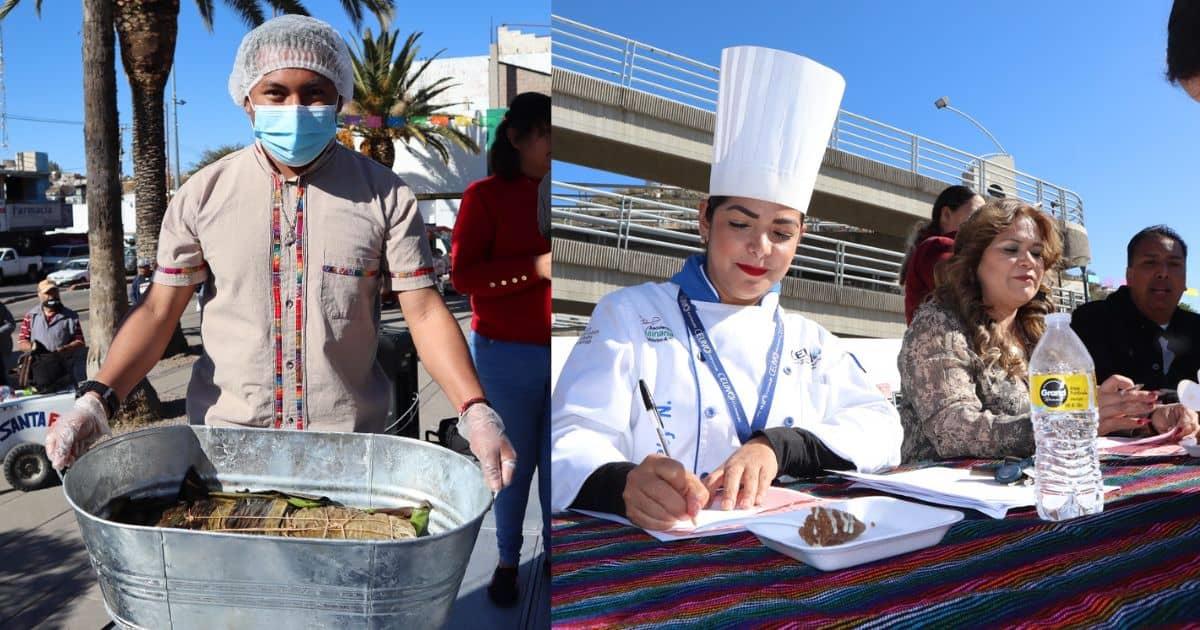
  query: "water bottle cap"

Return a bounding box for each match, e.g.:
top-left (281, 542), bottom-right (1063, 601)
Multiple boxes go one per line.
top-left (1046, 313), bottom-right (1071, 326)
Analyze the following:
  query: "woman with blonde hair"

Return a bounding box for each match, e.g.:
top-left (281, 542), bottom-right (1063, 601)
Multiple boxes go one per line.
top-left (897, 199), bottom-right (1189, 462)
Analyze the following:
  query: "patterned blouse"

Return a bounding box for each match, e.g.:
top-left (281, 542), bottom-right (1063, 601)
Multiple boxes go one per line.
top-left (897, 301), bottom-right (1034, 462)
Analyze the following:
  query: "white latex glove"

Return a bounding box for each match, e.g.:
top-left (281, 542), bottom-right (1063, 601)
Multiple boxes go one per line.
top-left (457, 403), bottom-right (517, 492)
top-left (45, 394), bottom-right (110, 471)
top-left (1180, 374), bottom-right (1200, 411)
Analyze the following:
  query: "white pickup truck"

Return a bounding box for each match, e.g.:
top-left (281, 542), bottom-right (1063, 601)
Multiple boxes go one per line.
top-left (0, 247), bottom-right (43, 284)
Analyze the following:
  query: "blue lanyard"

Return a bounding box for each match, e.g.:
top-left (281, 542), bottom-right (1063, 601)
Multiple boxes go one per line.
top-left (676, 290), bottom-right (785, 444)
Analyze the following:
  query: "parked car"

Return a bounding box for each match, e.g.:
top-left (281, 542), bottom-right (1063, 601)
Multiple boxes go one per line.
top-left (43, 244), bottom-right (88, 273)
top-left (47, 258), bottom-right (89, 286)
top-left (0, 247), bottom-right (43, 284)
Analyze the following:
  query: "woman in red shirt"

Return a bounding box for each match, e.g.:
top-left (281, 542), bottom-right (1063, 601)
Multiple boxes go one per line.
top-left (451, 92), bottom-right (551, 608)
top-left (900, 185), bottom-right (985, 324)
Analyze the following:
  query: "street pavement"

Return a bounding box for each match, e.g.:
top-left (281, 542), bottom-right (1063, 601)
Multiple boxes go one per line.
top-left (0, 285), bottom-right (548, 629)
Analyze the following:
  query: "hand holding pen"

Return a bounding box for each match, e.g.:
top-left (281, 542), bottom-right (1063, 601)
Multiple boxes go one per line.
top-left (639, 380), bottom-right (676, 461)
top-left (1097, 375), bottom-right (1159, 435)
top-left (620, 380), bottom-right (707, 531)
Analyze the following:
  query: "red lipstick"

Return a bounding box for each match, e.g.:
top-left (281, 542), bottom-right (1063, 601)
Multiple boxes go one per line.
top-left (736, 263), bottom-right (768, 277)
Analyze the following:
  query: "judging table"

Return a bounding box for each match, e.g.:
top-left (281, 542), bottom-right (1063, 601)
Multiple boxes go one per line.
top-left (550, 457), bottom-right (1200, 628)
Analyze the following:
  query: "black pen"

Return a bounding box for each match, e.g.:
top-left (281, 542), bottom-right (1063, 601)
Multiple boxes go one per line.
top-left (638, 379), bottom-right (697, 528)
top-left (638, 379), bottom-right (674, 460)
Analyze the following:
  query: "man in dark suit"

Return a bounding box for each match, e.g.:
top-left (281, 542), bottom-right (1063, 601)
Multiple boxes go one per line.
top-left (1072, 226), bottom-right (1200, 435)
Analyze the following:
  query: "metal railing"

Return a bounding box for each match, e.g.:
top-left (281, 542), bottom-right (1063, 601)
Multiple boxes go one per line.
top-left (552, 182), bottom-right (905, 292)
top-left (553, 181), bottom-right (1089, 308)
top-left (552, 14), bottom-right (1086, 226)
top-left (1050, 286), bottom-right (1087, 312)
top-left (552, 15), bottom-right (719, 110)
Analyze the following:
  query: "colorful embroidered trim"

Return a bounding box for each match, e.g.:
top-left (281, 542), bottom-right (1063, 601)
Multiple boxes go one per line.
top-left (157, 263), bottom-right (207, 275)
top-left (270, 177), bottom-right (307, 431)
top-left (390, 267), bottom-right (434, 279)
top-left (270, 180), bottom-right (284, 429)
top-left (293, 185), bottom-right (306, 432)
top-left (322, 265), bottom-right (380, 277)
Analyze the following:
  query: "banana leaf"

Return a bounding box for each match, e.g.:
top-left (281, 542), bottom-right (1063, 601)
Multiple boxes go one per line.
top-left (367, 500), bottom-right (432, 536)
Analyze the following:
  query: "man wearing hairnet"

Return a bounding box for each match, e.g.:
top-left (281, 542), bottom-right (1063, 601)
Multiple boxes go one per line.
top-left (45, 15), bottom-right (517, 492)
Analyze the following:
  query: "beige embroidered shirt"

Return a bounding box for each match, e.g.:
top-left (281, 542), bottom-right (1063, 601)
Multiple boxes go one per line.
top-left (154, 142), bottom-right (434, 432)
top-left (897, 300), bottom-right (1034, 462)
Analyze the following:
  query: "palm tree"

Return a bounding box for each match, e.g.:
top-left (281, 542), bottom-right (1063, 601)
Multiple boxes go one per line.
top-left (341, 24), bottom-right (480, 168)
top-left (113, 0), bottom-right (180, 266)
top-left (81, 0), bottom-right (162, 421)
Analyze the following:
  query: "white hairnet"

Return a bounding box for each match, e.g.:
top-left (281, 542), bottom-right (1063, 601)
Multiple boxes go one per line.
top-left (227, 14), bottom-right (354, 106)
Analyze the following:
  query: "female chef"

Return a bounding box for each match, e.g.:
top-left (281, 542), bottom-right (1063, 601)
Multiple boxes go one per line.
top-left (549, 46), bottom-right (903, 531)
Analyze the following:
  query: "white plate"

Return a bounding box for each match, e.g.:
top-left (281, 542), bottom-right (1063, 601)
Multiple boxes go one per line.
top-left (1181, 437), bottom-right (1200, 457)
top-left (746, 496), bottom-right (964, 571)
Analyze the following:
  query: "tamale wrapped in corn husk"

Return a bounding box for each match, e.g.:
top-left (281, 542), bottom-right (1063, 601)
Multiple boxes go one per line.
top-left (151, 496), bottom-right (419, 540)
top-left (283, 506), bottom-right (418, 540)
top-left (157, 496), bottom-right (289, 532)
top-left (119, 467), bottom-right (427, 541)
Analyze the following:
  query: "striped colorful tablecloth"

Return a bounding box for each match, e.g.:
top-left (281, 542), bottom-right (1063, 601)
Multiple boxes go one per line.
top-left (551, 457), bottom-right (1200, 628)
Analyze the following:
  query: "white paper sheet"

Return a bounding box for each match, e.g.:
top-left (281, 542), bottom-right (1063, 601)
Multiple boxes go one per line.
top-left (1097, 433), bottom-right (1187, 457)
top-left (836, 467), bottom-right (1119, 519)
top-left (574, 486), bottom-right (825, 542)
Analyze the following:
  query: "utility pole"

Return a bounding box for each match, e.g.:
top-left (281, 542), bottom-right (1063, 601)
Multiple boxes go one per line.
top-left (171, 70), bottom-right (183, 189)
top-left (0, 23), bottom-right (8, 148)
top-left (164, 83), bottom-right (172, 190)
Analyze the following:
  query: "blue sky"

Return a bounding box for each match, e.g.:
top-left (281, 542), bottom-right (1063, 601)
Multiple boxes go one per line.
top-left (0, 0), bottom-right (547, 172)
top-left (552, 0), bottom-right (1200, 303)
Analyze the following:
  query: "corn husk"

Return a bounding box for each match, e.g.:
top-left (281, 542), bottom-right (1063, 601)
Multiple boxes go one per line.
top-left (112, 467), bottom-right (429, 541)
top-left (283, 506), bottom-right (417, 540)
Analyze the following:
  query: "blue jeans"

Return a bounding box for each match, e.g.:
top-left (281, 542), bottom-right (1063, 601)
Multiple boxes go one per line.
top-left (470, 332), bottom-right (550, 566)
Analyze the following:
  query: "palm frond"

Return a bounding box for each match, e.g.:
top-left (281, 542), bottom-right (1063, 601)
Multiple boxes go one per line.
top-left (264, 0), bottom-right (309, 17)
top-left (344, 20), bottom-right (481, 165)
top-left (192, 0), bottom-right (216, 31)
top-left (0, 0), bottom-right (32, 21)
top-left (215, 0), bottom-right (264, 29)
top-left (364, 0), bottom-right (394, 24)
top-left (338, 0), bottom-right (364, 30)
top-left (430, 124), bottom-right (479, 154)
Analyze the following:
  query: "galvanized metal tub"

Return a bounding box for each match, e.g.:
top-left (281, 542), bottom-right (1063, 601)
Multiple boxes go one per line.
top-left (62, 425), bottom-right (492, 630)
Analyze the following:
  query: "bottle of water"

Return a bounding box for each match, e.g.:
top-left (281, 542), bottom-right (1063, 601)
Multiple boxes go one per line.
top-left (1028, 312), bottom-right (1103, 521)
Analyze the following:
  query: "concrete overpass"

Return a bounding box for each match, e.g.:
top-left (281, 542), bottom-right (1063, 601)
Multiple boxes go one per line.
top-left (549, 15), bottom-right (1092, 337)
top-left (551, 15), bottom-right (1090, 261)
top-left (555, 70), bottom-right (950, 245)
top-left (553, 67), bottom-right (1090, 260)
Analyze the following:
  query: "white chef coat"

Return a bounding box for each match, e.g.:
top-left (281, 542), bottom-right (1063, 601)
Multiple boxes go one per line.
top-left (550, 279), bottom-right (903, 513)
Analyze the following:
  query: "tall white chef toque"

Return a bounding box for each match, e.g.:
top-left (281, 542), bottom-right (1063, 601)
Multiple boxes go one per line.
top-left (709, 46), bottom-right (846, 214)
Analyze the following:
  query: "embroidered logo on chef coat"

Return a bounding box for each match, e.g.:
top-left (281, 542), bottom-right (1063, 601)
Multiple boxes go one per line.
top-left (641, 315), bottom-right (675, 342)
top-left (577, 327), bottom-right (599, 345)
top-left (791, 347), bottom-right (822, 367)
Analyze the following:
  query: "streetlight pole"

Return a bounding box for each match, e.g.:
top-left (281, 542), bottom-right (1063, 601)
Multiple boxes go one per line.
top-left (171, 70), bottom-right (184, 191)
top-left (933, 96), bottom-right (1007, 156)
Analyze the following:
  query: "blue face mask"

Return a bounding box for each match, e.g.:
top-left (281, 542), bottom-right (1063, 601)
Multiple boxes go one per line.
top-left (252, 104), bottom-right (337, 167)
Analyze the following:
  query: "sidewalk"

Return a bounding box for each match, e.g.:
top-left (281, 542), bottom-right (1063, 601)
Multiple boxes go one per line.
top-left (0, 291), bottom-right (548, 629)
